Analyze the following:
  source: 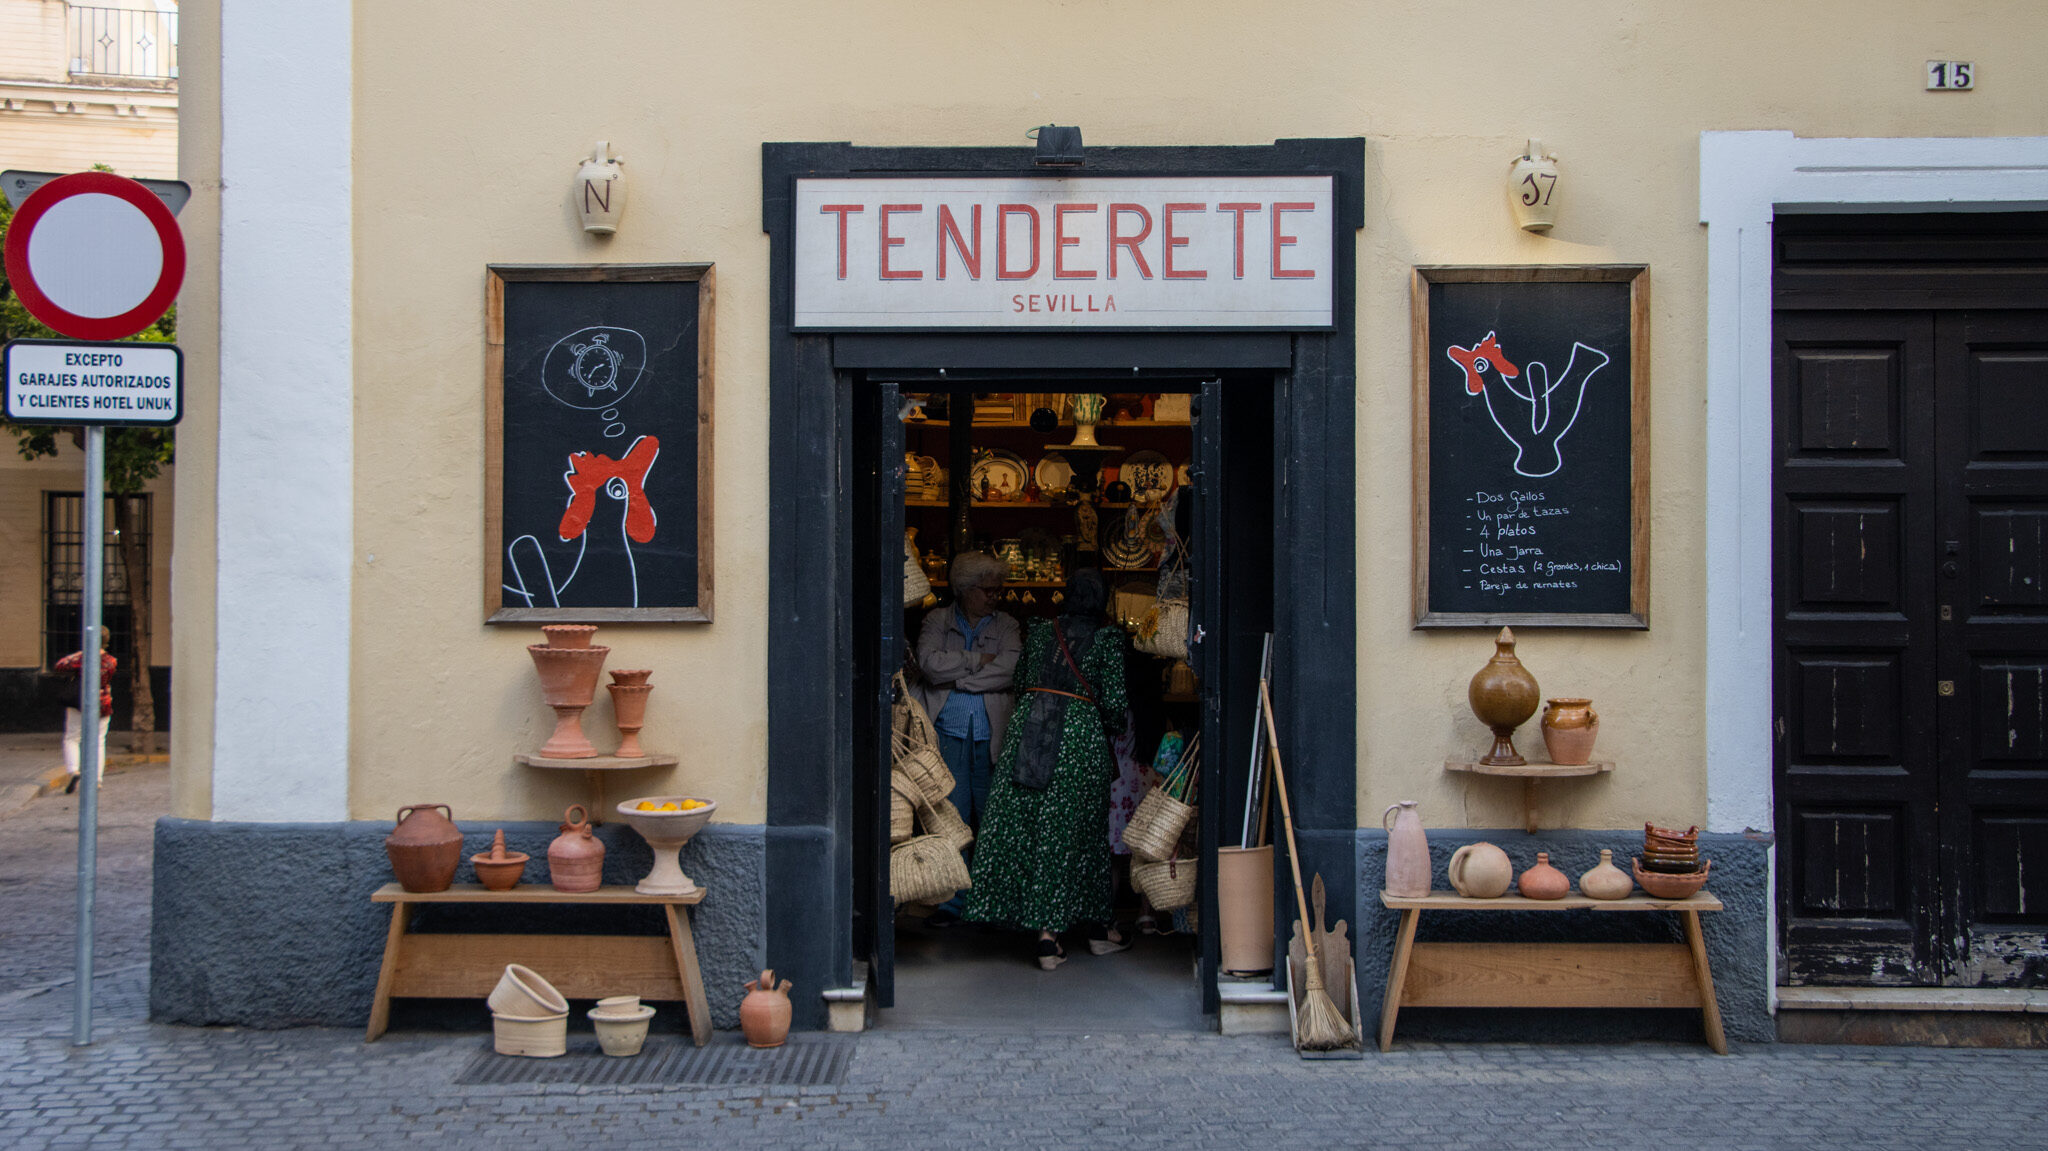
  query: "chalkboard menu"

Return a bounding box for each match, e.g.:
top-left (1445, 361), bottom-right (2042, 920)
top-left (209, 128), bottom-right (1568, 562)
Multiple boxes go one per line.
top-left (486, 265), bottom-right (715, 623)
top-left (1412, 266), bottom-right (1647, 628)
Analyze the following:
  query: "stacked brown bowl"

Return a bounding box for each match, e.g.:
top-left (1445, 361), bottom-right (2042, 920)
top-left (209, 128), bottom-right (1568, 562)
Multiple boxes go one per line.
top-left (1633, 822), bottom-right (1712, 898)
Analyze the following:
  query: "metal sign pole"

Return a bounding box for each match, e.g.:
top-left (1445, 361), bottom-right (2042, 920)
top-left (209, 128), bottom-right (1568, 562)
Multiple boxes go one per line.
top-left (73, 425), bottom-right (104, 1046)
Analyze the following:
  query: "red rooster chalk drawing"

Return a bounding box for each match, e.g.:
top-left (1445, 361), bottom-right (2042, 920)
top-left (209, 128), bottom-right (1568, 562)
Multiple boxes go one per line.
top-left (1447, 331), bottom-right (1608, 478)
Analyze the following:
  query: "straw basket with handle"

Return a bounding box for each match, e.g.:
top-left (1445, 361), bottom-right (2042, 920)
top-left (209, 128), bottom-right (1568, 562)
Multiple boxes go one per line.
top-left (890, 673), bottom-right (955, 802)
top-left (890, 833), bottom-right (970, 906)
top-left (889, 770), bottom-right (918, 843)
top-left (916, 794), bottom-right (974, 851)
top-left (1132, 854), bottom-right (1197, 911)
top-left (1121, 732), bottom-right (1200, 861)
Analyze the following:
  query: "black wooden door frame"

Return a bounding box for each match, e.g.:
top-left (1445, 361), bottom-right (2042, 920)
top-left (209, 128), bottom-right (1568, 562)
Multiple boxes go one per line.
top-left (763, 138), bottom-right (1363, 1027)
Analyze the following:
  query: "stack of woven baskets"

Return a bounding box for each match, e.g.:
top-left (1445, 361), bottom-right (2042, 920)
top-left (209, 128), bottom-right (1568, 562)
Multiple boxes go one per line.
top-left (1122, 734), bottom-right (1200, 911)
top-left (889, 672), bottom-right (974, 907)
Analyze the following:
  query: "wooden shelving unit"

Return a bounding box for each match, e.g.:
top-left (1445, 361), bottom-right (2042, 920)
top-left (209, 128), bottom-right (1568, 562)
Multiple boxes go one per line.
top-left (1443, 758), bottom-right (1613, 833)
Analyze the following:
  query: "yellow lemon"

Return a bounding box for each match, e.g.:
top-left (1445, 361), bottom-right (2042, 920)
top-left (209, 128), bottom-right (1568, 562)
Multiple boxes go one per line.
top-left (659, 802), bottom-right (681, 811)
top-left (637, 800), bottom-right (658, 811)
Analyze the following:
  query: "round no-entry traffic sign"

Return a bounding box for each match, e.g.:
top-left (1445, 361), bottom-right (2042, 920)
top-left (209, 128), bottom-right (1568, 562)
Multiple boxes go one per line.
top-left (3, 170), bottom-right (185, 341)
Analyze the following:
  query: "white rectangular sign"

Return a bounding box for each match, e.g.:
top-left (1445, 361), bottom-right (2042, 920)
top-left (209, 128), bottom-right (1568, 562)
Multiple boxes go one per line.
top-left (3, 339), bottom-right (182, 426)
top-left (793, 176), bottom-right (1335, 329)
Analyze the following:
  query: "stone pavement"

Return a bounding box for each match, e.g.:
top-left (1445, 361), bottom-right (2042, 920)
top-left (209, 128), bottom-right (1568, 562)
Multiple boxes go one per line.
top-left (4, 752), bottom-right (2047, 1148)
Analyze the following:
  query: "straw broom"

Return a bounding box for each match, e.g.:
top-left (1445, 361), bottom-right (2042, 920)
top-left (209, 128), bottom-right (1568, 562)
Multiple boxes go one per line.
top-left (1260, 678), bottom-right (1355, 1052)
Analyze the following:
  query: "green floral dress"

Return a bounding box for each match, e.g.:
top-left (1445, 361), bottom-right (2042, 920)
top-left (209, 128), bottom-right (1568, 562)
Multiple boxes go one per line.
top-left (963, 618), bottom-right (1129, 933)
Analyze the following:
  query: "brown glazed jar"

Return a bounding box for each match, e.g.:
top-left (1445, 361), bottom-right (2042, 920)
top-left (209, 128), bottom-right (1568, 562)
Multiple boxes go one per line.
top-left (387, 805), bottom-right (463, 893)
top-left (1468, 628), bottom-right (1541, 766)
top-left (548, 804), bottom-right (606, 892)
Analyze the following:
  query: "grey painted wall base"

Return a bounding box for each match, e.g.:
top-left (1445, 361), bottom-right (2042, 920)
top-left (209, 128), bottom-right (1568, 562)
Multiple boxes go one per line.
top-left (1353, 829), bottom-right (1772, 1044)
top-left (151, 818), bottom-right (764, 1031)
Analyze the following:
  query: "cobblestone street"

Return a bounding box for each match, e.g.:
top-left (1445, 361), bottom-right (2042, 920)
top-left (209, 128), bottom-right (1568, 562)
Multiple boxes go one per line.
top-left (3, 746), bottom-right (2047, 1149)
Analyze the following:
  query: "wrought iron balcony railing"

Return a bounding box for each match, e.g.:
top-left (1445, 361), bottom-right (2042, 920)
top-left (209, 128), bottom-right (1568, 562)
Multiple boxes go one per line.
top-left (68, 6), bottom-right (179, 82)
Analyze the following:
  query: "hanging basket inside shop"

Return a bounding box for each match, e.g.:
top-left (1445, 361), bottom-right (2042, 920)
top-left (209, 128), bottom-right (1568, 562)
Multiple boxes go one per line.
top-left (1123, 789), bottom-right (1195, 862)
top-left (890, 833), bottom-right (970, 907)
top-left (889, 770), bottom-right (918, 843)
top-left (918, 795), bottom-right (974, 851)
top-left (890, 675), bottom-right (956, 802)
top-left (1134, 856), bottom-right (1197, 911)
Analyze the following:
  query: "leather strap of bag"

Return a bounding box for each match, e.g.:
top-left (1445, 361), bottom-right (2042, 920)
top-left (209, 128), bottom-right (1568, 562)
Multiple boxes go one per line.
top-left (1053, 623), bottom-right (1099, 706)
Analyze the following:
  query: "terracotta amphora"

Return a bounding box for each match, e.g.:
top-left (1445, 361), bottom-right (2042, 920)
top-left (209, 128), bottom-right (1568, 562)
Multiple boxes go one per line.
top-left (741, 969), bottom-right (794, 1048)
top-left (1381, 801), bottom-right (1432, 898)
top-left (547, 804), bottom-right (606, 893)
top-left (1579, 848), bottom-right (1634, 900)
top-left (1517, 852), bottom-right (1571, 900)
top-left (1540, 698), bottom-right (1599, 765)
top-left (1447, 842), bottom-right (1513, 899)
top-left (1468, 628), bottom-right (1541, 766)
top-left (386, 804), bottom-right (462, 893)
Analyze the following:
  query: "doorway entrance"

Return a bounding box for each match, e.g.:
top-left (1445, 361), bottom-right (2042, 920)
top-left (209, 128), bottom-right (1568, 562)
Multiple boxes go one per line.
top-left (1773, 213), bottom-right (2048, 988)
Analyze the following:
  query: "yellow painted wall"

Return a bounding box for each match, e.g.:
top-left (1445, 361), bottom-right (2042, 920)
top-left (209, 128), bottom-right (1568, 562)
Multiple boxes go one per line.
top-left (180, 1), bottom-right (2048, 829)
top-left (170, 0), bottom-right (212, 820)
top-left (0, 451), bottom-right (172, 671)
top-left (0, 0), bottom-right (179, 177)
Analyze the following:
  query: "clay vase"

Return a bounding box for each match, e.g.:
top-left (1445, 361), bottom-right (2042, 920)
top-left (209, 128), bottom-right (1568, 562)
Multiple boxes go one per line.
top-left (1517, 852), bottom-right (1571, 900)
top-left (1579, 848), bottom-right (1634, 900)
top-left (608, 673), bottom-right (653, 759)
top-left (1447, 842), bottom-right (1514, 899)
top-left (470, 829), bottom-right (530, 892)
top-left (528, 626), bottom-right (611, 759)
top-left (741, 969), bottom-right (794, 1048)
top-left (1540, 698), bottom-right (1600, 765)
top-left (1469, 627), bottom-right (1541, 766)
top-left (386, 804), bottom-right (463, 893)
top-left (547, 804), bottom-right (606, 893)
top-left (1382, 801), bottom-right (1432, 898)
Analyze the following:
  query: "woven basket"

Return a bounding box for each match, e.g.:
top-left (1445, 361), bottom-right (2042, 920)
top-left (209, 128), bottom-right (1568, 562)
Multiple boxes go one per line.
top-left (919, 795), bottom-right (974, 851)
top-left (1133, 856), bottom-right (1197, 911)
top-left (890, 834), bottom-right (970, 906)
top-left (889, 770), bottom-right (917, 843)
top-left (890, 686), bottom-right (956, 802)
top-left (1123, 788), bottom-right (1196, 861)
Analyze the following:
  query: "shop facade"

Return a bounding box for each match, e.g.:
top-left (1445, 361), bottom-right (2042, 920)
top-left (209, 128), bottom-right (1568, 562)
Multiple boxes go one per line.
top-left (152, 3), bottom-right (2048, 1042)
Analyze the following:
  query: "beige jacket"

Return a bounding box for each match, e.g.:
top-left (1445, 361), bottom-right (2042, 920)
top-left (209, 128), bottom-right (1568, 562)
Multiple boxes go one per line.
top-left (911, 605), bottom-right (1022, 749)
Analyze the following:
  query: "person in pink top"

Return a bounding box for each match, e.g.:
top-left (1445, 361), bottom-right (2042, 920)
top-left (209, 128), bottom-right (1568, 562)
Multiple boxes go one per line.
top-left (55, 627), bottom-right (117, 793)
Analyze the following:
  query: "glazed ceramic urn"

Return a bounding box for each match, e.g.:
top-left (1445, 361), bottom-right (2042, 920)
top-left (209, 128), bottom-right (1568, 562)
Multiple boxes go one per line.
top-left (1468, 627), bottom-right (1541, 766)
top-left (1540, 698), bottom-right (1599, 766)
top-left (547, 804), bottom-right (606, 893)
top-left (386, 805), bottom-right (462, 893)
top-left (1382, 801), bottom-right (1432, 898)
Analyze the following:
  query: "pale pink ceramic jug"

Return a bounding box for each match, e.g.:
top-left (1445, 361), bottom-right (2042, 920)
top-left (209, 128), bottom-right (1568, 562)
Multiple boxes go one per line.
top-left (1382, 801), bottom-right (1432, 898)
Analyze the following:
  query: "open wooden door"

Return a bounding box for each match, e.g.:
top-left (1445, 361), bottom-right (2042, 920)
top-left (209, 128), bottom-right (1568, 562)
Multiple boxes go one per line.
top-left (853, 379), bottom-right (905, 1006)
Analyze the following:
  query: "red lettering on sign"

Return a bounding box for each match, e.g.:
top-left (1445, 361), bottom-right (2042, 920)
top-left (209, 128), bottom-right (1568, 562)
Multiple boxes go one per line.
top-left (1217, 203), bottom-right (1261, 280)
top-left (998, 204), bottom-right (1041, 280)
top-left (819, 204), bottom-right (864, 280)
top-left (1108, 204), bottom-right (1153, 280)
top-left (1054, 204), bottom-right (1097, 279)
top-left (879, 204), bottom-right (922, 280)
top-left (1162, 203), bottom-right (1206, 280)
top-left (1271, 202), bottom-right (1314, 279)
top-left (938, 204), bottom-right (982, 280)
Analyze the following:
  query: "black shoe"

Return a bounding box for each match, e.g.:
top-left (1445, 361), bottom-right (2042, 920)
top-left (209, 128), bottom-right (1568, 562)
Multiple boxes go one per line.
top-left (1036, 937), bottom-right (1067, 970)
top-left (925, 909), bottom-right (960, 929)
top-left (64, 776), bottom-right (78, 795)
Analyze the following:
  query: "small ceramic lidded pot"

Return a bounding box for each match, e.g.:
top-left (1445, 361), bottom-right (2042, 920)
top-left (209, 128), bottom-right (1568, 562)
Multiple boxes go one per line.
top-left (1382, 801), bottom-right (1432, 898)
top-left (1517, 852), bottom-right (1571, 900)
top-left (741, 969), bottom-right (794, 1049)
top-left (386, 805), bottom-right (463, 893)
top-left (1579, 849), bottom-right (1634, 900)
top-left (547, 804), bottom-right (606, 893)
top-left (1540, 698), bottom-right (1599, 766)
top-left (1448, 842), bottom-right (1514, 899)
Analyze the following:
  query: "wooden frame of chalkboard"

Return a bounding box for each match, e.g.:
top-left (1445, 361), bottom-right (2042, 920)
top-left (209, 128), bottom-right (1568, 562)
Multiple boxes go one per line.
top-left (1412, 265), bottom-right (1648, 629)
top-left (485, 263), bottom-right (715, 624)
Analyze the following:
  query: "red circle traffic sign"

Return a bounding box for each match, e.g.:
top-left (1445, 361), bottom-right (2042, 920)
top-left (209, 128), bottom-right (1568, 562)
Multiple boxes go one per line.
top-left (3, 171), bottom-right (185, 342)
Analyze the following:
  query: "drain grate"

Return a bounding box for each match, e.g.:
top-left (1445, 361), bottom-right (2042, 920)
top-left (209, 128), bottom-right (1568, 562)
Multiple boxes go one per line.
top-left (454, 1034), bottom-right (854, 1088)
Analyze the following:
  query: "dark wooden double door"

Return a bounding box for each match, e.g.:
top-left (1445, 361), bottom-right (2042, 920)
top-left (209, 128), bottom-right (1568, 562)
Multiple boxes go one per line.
top-left (1776, 302), bottom-right (2048, 987)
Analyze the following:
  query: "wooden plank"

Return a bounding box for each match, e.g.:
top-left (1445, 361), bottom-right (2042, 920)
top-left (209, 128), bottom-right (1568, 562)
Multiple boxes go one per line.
top-left (693, 265), bottom-right (716, 624)
top-left (1400, 942), bottom-right (1701, 1008)
top-left (364, 903), bottom-right (411, 1042)
top-left (1444, 759), bottom-right (1613, 778)
top-left (1683, 909), bottom-right (1728, 1054)
top-left (1411, 268), bottom-right (1433, 627)
top-left (666, 904), bottom-right (713, 1047)
top-left (1378, 908), bottom-right (1420, 1053)
top-left (1380, 890), bottom-right (1722, 912)
top-left (513, 753), bottom-right (680, 771)
top-left (387, 934), bottom-right (686, 1001)
top-left (372, 882), bottom-right (704, 906)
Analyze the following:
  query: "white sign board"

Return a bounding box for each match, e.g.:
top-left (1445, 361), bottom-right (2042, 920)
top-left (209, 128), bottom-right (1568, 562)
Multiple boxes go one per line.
top-left (3, 339), bottom-right (182, 426)
top-left (793, 176), bottom-right (1335, 329)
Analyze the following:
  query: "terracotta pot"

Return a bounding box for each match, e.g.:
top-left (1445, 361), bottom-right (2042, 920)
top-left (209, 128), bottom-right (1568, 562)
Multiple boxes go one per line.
top-left (1633, 857), bottom-right (1712, 900)
top-left (1448, 842), bottom-right (1513, 899)
top-left (470, 829), bottom-right (530, 892)
top-left (1579, 848), bottom-right (1634, 900)
top-left (1381, 801), bottom-right (1432, 898)
top-left (741, 969), bottom-right (794, 1048)
top-left (610, 668), bottom-right (652, 687)
top-left (1517, 852), bottom-right (1571, 900)
top-left (386, 804), bottom-right (462, 893)
top-left (542, 624), bottom-right (598, 649)
top-left (1217, 845), bottom-right (1274, 975)
top-left (547, 804), bottom-right (606, 893)
top-left (1468, 627), bottom-right (1541, 766)
top-left (608, 682), bottom-right (652, 759)
top-left (1540, 698), bottom-right (1599, 765)
top-left (529, 629), bottom-right (611, 758)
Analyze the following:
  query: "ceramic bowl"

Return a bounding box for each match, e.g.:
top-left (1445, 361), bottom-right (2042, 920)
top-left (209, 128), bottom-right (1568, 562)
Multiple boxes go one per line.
top-left (487, 963), bottom-right (568, 1018)
top-left (616, 797), bottom-right (718, 846)
top-left (1632, 857), bottom-right (1712, 899)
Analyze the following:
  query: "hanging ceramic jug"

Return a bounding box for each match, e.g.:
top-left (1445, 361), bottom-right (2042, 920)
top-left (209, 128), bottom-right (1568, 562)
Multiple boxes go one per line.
top-left (1579, 848), bottom-right (1634, 900)
top-left (741, 969), bottom-right (794, 1048)
top-left (1447, 842), bottom-right (1513, 899)
top-left (386, 804), bottom-right (463, 893)
top-left (547, 804), bottom-right (606, 893)
top-left (1468, 627), bottom-right (1541, 766)
top-left (1382, 801), bottom-right (1432, 898)
top-left (1540, 698), bottom-right (1599, 765)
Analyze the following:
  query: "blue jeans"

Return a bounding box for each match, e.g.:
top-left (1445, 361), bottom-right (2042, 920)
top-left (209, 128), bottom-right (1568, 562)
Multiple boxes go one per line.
top-left (934, 730), bottom-right (991, 916)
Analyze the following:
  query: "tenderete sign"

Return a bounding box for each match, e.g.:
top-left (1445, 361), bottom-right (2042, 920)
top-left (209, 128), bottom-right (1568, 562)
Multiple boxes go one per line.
top-left (793, 176), bottom-right (1334, 329)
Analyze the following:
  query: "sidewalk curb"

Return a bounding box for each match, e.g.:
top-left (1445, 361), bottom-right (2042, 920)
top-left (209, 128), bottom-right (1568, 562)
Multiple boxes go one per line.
top-left (0, 782), bottom-right (41, 819)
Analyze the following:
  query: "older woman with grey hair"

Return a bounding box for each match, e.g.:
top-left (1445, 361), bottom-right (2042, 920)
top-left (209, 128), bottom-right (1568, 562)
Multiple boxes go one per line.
top-left (911, 550), bottom-right (1023, 927)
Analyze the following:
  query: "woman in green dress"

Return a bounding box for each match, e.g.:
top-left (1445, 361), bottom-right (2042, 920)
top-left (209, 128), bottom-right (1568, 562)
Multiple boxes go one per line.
top-left (964, 569), bottom-right (1133, 969)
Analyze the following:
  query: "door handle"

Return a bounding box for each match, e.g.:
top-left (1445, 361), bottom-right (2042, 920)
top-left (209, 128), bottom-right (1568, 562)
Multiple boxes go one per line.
top-left (1941, 561), bottom-right (1959, 579)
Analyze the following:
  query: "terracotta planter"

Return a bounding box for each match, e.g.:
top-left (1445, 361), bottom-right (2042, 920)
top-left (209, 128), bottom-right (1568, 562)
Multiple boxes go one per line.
top-left (547, 804), bottom-right (606, 893)
top-left (608, 682), bottom-right (653, 759)
top-left (470, 829), bottom-right (530, 892)
top-left (1381, 801), bottom-right (1432, 898)
top-left (1217, 845), bottom-right (1275, 975)
top-left (1448, 842), bottom-right (1513, 899)
top-left (386, 804), bottom-right (462, 893)
top-left (1517, 852), bottom-right (1571, 900)
top-left (741, 969), bottom-right (794, 1048)
top-left (1468, 627), bottom-right (1541, 766)
top-left (1540, 698), bottom-right (1599, 765)
top-left (528, 627), bottom-right (610, 759)
top-left (610, 668), bottom-right (652, 687)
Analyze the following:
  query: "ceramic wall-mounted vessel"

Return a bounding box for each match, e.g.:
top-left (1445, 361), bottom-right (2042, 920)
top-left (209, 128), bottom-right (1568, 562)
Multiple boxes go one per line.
top-left (1517, 852), bottom-right (1571, 900)
top-left (1468, 627), bottom-right (1541, 766)
top-left (547, 804), bottom-right (606, 893)
top-left (1540, 698), bottom-right (1599, 765)
top-left (1382, 801), bottom-right (1432, 898)
top-left (1578, 848), bottom-right (1634, 900)
top-left (1447, 842), bottom-right (1514, 899)
top-left (386, 804), bottom-right (462, 893)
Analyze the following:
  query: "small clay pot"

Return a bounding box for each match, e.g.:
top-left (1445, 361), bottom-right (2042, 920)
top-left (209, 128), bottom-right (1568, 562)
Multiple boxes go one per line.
top-left (1539, 698), bottom-right (1599, 765)
top-left (471, 829), bottom-right (530, 892)
top-left (741, 969), bottom-right (794, 1048)
top-left (547, 804), bottom-right (606, 893)
top-left (1517, 852), bottom-right (1571, 900)
top-left (386, 804), bottom-right (462, 893)
top-left (1579, 849), bottom-right (1634, 900)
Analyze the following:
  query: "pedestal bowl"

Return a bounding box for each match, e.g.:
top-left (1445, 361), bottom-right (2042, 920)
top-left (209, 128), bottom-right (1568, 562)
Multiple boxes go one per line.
top-left (616, 797), bottom-right (717, 896)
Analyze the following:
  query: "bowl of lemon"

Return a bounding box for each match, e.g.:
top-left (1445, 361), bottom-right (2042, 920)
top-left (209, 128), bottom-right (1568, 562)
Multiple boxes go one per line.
top-left (616, 796), bottom-right (718, 896)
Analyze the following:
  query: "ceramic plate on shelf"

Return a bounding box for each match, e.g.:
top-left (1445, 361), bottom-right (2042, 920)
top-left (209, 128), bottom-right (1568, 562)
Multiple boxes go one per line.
top-left (970, 449), bottom-right (1031, 501)
top-left (1120, 450), bottom-right (1176, 501)
top-left (1035, 453), bottom-right (1075, 495)
top-left (1104, 512), bottom-right (1157, 569)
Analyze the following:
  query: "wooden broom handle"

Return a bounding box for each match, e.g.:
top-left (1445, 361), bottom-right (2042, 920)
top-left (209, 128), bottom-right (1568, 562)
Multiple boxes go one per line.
top-left (1260, 678), bottom-right (1320, 968)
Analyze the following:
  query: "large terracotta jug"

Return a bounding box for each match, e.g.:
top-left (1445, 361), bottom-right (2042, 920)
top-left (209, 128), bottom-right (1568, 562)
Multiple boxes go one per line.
top-left (1382, 801), bottom-right (1432, 898)
top-left (741, 969), bottom-right (793, 1048)
top-left (386, 804), bottom-right (462, 893)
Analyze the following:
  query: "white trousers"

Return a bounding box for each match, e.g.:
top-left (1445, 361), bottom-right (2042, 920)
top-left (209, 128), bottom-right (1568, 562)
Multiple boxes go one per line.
top-left (63, 708), bottom-right (109, 781)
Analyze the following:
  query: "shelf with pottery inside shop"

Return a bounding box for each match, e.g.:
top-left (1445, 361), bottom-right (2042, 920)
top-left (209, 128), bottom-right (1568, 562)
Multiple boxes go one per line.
top-left (1450, 628), bottom-right (1612, 833)
top-left (513, 625), bottom-right (678, 820)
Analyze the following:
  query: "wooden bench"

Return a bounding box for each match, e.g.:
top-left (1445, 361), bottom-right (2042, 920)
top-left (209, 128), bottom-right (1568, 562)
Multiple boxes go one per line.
top-left (365, 883), bottom-right (712, 1046)
top-left (1378, 890), bottom-right (1726, 1054)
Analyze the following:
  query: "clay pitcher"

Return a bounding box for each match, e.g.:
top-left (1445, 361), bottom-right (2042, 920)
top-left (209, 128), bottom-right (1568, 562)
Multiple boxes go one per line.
top-left (547, 804), bottom-right (606, 893)
top-left (1448, 842), bottom-right (1513, 899)
top-left (1381, 801), bottom-right (1432, 898)
top-left (741, 969), bottom-right (794, 1048)
top-left (1517, 852), bottom-right (1571, 900)
top-left (1540, 698), bottom-right (1599, 766)
top-left (386, 804), bottom-right (462, 893)
top-left (1468, 627), bottom-right (1540, 766)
